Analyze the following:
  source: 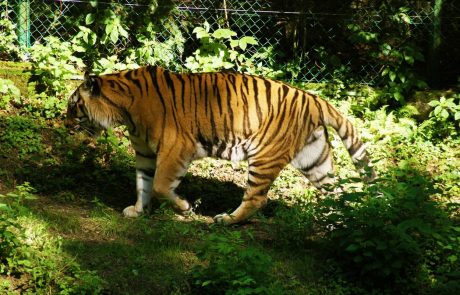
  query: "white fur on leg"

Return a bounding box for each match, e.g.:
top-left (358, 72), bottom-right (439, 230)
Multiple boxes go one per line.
top-left (123, 168), bottom-right (153, 218)
top-left (213, 213), bottom-right (236, 225)
top-left (123, 205), bottom-right (142, 218)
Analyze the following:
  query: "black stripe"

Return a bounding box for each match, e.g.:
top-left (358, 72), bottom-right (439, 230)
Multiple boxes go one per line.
top-left (138, 168), bottom-right (155, 178)
top-left (253, 78), bottom-right (262, 125)
top-left (198, 134), bottom-right (213, 154)
top-left (129, 71), bottom-right (143, 99)
top-left (122, 109), bottom-right (138, 136)
top-left (348, 141), bottom-right (362, 156)
top-left (313, 174), bottom-right (328, 183)
top-left (176, 74), bottom-right (186, 113)
top-left (216, 141), bottom-right (227, 157)
top-left (225, 79), bottom-right (235, 134)
top-left (249, 170), bottom-right (276, 180)
top-left (149, 68), bottom-right (167, 138)
top-left (264, 79), bottom-right (272, 110)
top-left (302, 145), bottom-right (330, 171)
top-left (281, 84), bottom-right (290, 100)
top-left (135, 150), bottom-right (156, 159)
top-left (215, 75), bottom-right (223, 115)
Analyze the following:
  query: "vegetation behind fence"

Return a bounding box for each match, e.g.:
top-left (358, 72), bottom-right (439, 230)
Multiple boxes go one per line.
top-left (1, 0), bottom-right (460, 87)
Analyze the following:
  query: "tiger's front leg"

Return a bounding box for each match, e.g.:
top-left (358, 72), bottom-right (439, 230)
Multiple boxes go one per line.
top-left (150, 146), bottom-right (193, 215)
top-left (123, 152), bottom-right (156, 217)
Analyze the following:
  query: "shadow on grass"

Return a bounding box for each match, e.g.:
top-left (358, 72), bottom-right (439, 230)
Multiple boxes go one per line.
top-left (1, 119), bottom-right (245, 218)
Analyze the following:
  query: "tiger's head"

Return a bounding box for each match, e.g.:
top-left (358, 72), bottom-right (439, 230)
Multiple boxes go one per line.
top-left (65, 72), bottom-right (122, 136)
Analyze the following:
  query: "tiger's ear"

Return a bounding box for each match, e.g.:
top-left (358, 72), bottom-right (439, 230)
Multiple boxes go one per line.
top-left (83, 71), bottom-right (100, 95)
top-left (83, 71), bottom-right (93, 89)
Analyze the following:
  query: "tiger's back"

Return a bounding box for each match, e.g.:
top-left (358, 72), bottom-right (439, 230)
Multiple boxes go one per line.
top-left (66, 66), bottom-right (375, 224)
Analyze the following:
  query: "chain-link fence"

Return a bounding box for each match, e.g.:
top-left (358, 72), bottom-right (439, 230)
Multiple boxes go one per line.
top-left (2, 0), bottom-right (460, 86)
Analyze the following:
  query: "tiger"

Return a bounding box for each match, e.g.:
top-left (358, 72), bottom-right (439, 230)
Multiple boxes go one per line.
top-left (65, 66), bottom-right (375, 225)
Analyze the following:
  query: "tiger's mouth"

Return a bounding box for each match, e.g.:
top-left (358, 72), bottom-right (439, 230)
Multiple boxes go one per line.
top-left (65, 116), bottom-right (102, 137)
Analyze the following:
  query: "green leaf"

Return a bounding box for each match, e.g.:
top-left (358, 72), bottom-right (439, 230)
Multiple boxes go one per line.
top-left (434, 105), bottom-right (442, 116)
top-left (238, 36), bottom-right (257, 50)
top-left (194, 27), bottom-right (209, 39)
top-left (229, 39), bottom-right (239, 49)
top-left (212, 28), bottom-right (237, 39)
top-left (389, 72), bottom-right (397, 82)
top-left (240, 36), bottom-right (257, 45)
top-left (85, 13), bottom-right (96, 25)
top-left (105, 23), bottom-right (114, 35)
top-left (428, 100), bottom-right (440, 107)
top-left (399, 74), bottom-right (406, 83)
top-left (118, 25), bottom-right (129, 39)
top-left (404, 54), bottom-right (414, 65)
top-left (345, 244), bottom-right (359, 252)
top-left (400, 13), bottom-right (412, 24)
top-left (393, 92), bottom-right (404, 102)
top-left (441, 109), bottom-right (449, 119)
top-left (454, 111), bottom-right (460, 121)
top-left (110, 29), bottom-right (119, 43)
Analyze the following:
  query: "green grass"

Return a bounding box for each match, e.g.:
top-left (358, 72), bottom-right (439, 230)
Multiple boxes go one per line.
top-left (0, 110), bottom-right (459, 294)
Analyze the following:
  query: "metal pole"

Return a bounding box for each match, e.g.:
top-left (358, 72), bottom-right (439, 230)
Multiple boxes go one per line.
top-left (429, 0), bottom-right (443, 87)
top-left (16, 0), bottom-right (31, 47)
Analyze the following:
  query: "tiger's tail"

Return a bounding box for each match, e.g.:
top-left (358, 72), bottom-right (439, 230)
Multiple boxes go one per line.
top-left (320, 98), bottom-right (376, 181)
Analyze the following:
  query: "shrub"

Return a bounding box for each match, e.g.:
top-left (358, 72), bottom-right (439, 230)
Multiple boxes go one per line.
top-left (0, 115), bottom-right (44, 158)
top-left (191, 230), bottom-right (275, 294)
top-left (420, 94), bottom-right (460, 140)
top-left (0, 78), bottom-right (20, 110)
top-left (0, 1), bottom-right (20, 60)
top-left (0, 183), bottom-right (105, 294)
top-left (185, 22), bottom-right (258, 73)
top-left (315, 164), bottom-right (460, 291)
top-left (29, 36), bottom-right (84, 97)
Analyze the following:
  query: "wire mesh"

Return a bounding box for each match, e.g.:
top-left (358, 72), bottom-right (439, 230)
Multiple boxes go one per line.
top-left (1, 0), bottom-right (459, 86)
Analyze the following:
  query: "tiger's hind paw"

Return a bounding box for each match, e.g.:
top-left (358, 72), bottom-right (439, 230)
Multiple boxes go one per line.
top-left (122, 206), bottom-right (142, 218)
top-left (213, 213), bottom-right (236, 225)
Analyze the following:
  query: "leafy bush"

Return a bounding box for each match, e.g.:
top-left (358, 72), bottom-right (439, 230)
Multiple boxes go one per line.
top-left (0, 1), bottom-right (20, 60)
top-left (347, 6), bottom-right (427, 106)
top-left (0, 184), bottom-right (33, 275)
top-left (0, 115), bottom-right (44, 158)
top-left (191, 230), bottom-right (275, 294)
top-left (421, 94), bottom-right (460, 139)
top-left (29, 36), bottom-right (83, 97)
top-left (185, 22), bottom-right (258, 73)
top-left (0, 183), bottom-right (105, 294)
top-left (70, 0), bottom-right (181, 70)
top-left (315, 165), bottom-right (459, 291)
top-left (27, 36), bottom-right (84, 118)
top-left (126, 21), bottom-right (185, 71)
top-left (0, 78), bottom-right (20, 110)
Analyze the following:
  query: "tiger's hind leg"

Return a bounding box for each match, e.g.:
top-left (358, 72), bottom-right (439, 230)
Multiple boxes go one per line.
top-left (214, 156), bottom-right (287, 225)
top-left (123, 152), bottom-right (156, 217)
top-left (291, 126), bottom-right (336, 192)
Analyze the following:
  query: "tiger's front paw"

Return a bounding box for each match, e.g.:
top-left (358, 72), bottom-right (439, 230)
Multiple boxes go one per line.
top-left (123, 205), bottom-right (142, 218)
top-left (172, 199), bottom-right (192, 216)
top-left (213, 213), bottom-right (236, 225)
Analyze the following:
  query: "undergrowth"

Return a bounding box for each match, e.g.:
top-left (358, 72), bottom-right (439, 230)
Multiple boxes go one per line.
top-left (0, 106), bottom-right (458, 294)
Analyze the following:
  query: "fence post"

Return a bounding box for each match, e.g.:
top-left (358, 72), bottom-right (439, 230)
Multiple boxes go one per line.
top-left (16, 0), bottom-right (31, 47)
top-left (429, 0), bottom-right (443, 87)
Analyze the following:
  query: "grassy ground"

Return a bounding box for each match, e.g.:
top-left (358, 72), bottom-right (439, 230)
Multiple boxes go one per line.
top-left (0, 106), bottom-right (459, 294)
